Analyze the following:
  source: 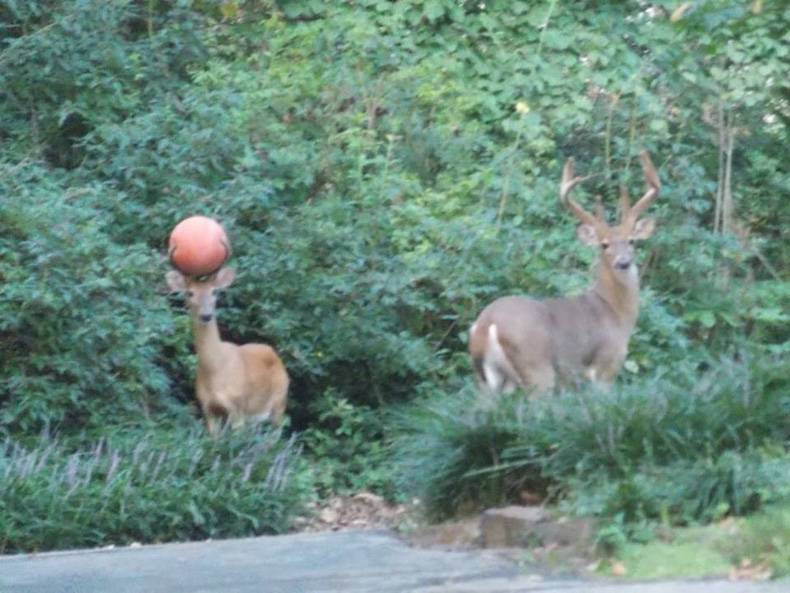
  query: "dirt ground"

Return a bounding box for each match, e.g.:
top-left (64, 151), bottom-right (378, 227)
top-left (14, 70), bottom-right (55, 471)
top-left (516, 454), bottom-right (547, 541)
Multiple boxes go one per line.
top-left (293, 491), bottom-right (413, 533)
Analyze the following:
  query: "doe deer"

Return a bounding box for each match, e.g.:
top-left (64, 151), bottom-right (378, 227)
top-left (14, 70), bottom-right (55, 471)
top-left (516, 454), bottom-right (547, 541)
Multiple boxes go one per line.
top-left (469, 151), bottom-right (661, 395)
top-left (166, 267), bottom-right (289, 432)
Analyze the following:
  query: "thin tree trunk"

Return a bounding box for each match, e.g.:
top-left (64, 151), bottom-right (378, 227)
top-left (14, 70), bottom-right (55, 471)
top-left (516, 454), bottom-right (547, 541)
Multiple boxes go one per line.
top-left (714, 101), bottom-right (725, 233)
top-left (722, 122), bottom-right (735, 233)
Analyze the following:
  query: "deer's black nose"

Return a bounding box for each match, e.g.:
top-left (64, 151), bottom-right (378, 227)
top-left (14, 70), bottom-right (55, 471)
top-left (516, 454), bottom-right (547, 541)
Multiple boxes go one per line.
top-left (615, 259), bottom-right (632, 270)
top-left (199, 314), bottom-right (213, 323)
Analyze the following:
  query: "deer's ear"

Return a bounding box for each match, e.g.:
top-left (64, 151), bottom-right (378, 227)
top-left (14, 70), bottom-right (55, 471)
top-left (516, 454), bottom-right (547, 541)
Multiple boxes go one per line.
top-left (576, 224), bottom-right (599, 247)
top-left (166, 270), bottom-right (187, 293)
top-left (632, 218), bottom-right (656, 240)
top-left (214, 267), bottom-right (236, 289)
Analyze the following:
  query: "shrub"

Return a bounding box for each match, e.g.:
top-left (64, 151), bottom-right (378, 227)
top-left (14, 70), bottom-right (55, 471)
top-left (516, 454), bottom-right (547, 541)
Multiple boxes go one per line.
top-left (1, 3), bottom-right (788, 554)
top-left (0, 424), bottom-right (312, 553)
top-left (0, 161), bottom-right (187, 436)
top-left (393, 355), bottom-right (790, 524)
top-left (301, 390), bottom-right (397, 498)
top-left (0, 0), bottom-right (207, 167)
top-left (508, 354), bottom-right (790, 481)
top-left (3, 1), bottom-right (788, 439)
top-left (392, 386), bottom-right (529, 520)
top-left (569, 452), bottom-right (790, 527)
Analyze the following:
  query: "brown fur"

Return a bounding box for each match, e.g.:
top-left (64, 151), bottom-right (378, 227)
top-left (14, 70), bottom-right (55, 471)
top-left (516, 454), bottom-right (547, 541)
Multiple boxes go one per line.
top-left (167, 268), bottom-right (289, 432)
top-left (469, 152), bottom-right (660, 395)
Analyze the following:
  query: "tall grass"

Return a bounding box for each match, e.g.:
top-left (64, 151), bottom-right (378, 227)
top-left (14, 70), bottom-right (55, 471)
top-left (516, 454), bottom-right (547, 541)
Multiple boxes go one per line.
top-left (393, 355), bottom-right (790, 524)
top-left (392, 387), bottom-right (533, 517)
top-left (719, 503), bottom-right (790, 578)
top-left (0, 425), bottom-right (312, 553)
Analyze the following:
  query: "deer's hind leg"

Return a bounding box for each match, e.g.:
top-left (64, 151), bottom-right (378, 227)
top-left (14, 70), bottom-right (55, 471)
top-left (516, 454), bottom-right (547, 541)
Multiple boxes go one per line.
top-left (495, 329), bottom-right (556, 397)
top-left (473, 324), bottom-right (525, 397)
top-left (529, 365), bottom-right (556, 395)
top-left (201, 399), bottom-right (230, 435)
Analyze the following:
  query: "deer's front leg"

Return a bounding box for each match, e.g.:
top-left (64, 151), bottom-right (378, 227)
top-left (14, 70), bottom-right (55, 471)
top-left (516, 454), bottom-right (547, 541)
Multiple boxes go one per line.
top-left (589, 345), bottom-right (627, 389)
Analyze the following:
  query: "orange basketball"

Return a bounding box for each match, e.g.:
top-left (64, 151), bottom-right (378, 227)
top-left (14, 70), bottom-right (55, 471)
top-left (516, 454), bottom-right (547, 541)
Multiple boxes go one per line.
top-left (168, 216), bottom-right (230, 276)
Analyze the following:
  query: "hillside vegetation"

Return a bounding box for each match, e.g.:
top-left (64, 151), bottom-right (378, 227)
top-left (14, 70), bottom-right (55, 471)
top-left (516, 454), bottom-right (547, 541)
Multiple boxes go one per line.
top-left (1, 1), bottom-right (787, 555)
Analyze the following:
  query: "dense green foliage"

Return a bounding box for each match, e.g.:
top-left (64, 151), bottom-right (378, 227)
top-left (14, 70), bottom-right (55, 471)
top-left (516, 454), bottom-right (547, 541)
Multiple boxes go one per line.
top-left (301, 391), bottom-right (396, 498)
top-left (0, 162), bottom-right (184, 433)
top-left (1, 0), bottom-right (787, 551)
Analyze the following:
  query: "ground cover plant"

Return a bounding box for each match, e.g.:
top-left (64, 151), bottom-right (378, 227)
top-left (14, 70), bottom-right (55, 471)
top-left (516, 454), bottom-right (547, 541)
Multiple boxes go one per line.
top-left (605, 501), bottom-right (790, 579)
top-left (0, 424), bottom-right (310, 553)
top-left (393, 354), bottom-right (790, 540)
top-left (1, 0), bottom-right (787, 554)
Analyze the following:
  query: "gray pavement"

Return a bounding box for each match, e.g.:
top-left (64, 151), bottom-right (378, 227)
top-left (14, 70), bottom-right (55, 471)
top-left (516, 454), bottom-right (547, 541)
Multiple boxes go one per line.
top-left (0, 530), bottom-right (787, 593)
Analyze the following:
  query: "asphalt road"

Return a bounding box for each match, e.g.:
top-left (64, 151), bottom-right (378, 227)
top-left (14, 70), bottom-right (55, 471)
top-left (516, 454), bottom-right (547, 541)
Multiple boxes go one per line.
top-left (1, 530), bottom-right (787, 593)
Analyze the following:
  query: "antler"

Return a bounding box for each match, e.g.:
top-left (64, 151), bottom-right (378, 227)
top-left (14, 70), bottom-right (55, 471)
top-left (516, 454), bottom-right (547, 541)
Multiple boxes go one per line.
top-left (594, 195), bottom-right (605, 221)
top-left (622, 151), bottom-right (660, 225)
top-left (619, 185), bottom-right (631, 219)
top-left (560, 157), bottom-right (598, 226)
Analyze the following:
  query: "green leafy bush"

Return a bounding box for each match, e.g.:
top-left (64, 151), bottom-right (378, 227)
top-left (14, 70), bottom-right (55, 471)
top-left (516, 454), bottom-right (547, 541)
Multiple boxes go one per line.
top-left (0, 424), bottom-right (310, 553)
top-left (394, 355), bottom-right (790, 524)
top-left (0, 161), bottom-right (187, 435)
top-left (1, 0), bottom-right (788, 551)
top-left (301, 390), bottom-right (396, 498)
top-left (0, 0), bottom-right (207, 167)
top-left (392, 385), bottom-right (532, 520)
top-left (572, 452), bottom-right (790, 529)
top-left (4, 1), bottom-right (788, 438)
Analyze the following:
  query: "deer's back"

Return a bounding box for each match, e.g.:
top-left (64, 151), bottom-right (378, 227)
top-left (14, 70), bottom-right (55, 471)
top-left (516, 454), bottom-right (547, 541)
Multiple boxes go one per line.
top-left (237, 343), bottom-right (289, 414)
top-left (471, 292), bottom-right (626, 383)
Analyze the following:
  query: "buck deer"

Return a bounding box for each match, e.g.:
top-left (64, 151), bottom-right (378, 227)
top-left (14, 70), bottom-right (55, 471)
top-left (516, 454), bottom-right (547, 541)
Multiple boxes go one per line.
top-left (469, 151), bottom-right (661, 395)
top-left (166, 267), bottom-right (289, 432)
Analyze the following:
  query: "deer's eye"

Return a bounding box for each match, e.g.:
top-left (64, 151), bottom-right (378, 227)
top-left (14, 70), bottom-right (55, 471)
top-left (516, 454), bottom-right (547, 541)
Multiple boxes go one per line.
top-left (186, 290), bottom-right (195, 298)
top-left (628, 239), bottom-right (635, 246)
top-left (600, 242), bottom-right (610, 250)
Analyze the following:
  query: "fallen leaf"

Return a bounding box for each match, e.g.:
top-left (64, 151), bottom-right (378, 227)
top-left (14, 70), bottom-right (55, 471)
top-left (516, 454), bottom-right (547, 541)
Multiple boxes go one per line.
top-left (729, 558), bottom-right (772, 581)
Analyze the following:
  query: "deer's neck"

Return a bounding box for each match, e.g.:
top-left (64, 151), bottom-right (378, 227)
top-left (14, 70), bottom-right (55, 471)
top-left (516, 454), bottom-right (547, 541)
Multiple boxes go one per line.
top-left (192, 317), bottom-right (225, 372)
top-left (592, 263), bottom-right (641, 330)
